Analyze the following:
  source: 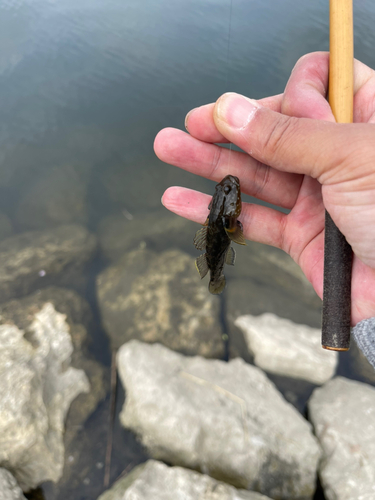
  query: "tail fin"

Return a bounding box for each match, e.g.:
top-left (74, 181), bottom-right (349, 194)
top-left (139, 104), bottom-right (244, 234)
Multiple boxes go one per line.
top-left (209, 275), bottom-right (226, 295)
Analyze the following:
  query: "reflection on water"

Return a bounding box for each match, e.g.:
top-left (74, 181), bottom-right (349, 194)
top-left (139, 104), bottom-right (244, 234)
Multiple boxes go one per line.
top-left (0, 0), bottom-right (375, 499)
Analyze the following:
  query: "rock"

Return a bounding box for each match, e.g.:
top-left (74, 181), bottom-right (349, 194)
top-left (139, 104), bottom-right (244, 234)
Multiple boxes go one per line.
top-left (98, 211), bottom-right (198, 261)
top-left (0, 287), bottom-right (107, 429)
top-left (230, 241), bottom-right (319, 306)
top-left (118, 340), bottom-right (321, 500)
top-left (225, 242), bottom-right (322, 361)
top-left (0, 469), bottom-right (26, 500)
top-left (97, 248), bottom-right (224, 357)
top-left (234, 313), bottom-right (337, 384)
top-left (15, 164), bottom-right (89, 231)
top-left (0, 224), bottom-right (97, 302)
top-left (0, 303), bottom-right (90, 491)
top-left (97, 459), bottom-right (272, 500)
top-left (308, 377), bottom-right (375, 500)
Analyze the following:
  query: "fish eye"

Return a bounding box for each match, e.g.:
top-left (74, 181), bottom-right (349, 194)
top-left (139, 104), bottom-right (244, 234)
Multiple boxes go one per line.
top-left (224, 185), bottom-right (231, 194)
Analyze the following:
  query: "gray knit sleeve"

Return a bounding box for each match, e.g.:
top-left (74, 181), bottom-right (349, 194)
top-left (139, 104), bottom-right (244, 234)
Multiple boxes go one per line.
top-left (352, 317), bottom-right (375, 369)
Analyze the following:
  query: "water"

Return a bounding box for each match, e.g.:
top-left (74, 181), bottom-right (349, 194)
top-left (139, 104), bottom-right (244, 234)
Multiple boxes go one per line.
top-left (1, 0), bottom-right (375, 498)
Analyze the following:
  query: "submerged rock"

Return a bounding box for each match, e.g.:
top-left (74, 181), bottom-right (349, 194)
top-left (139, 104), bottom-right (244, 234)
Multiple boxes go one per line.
top-left (0, 303), bottom-right (90, 491)
top-left (98, 211), bottom-right (197, 261)
top-left (235, 313), bottom-right (337, 384)
top-left (15, 163), bottom-right (89, 231)
top-left (308, 377), bottom-right (375, 500)
top-left (0, 469), bottom-right (26, 500)
top-left (0, 224), bottom-right (97, 302)
top-left (97, 248), bottom-right (224, 357)
top-left (0, 287), bottom-right (107, 429)
top-left (98, 459), bottom-right (272, 500)
top-left (225, 242), bottom-right (322, 361)
top-left (118, 340), bottom-right (321, 500)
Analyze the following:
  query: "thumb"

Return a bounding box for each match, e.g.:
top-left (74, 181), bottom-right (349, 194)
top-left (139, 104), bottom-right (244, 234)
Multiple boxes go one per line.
top-left (213, 92), bottom-right (374, 185)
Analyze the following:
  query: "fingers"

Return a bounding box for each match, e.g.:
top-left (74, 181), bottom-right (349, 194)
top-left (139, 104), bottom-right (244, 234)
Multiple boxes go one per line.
top-left (213, 92), bottom-right (375, 185)
top-left (162, 184), bottom-right (325, 297)
top-left (162, 186), bottom-right (286, 248)
top-left (283, 51), bottom-right (375, 123)
top-left (282, 52), bottom-right (334, 121)
top-left (185, 94), bottom-right (283, 143)
top-left (154, 127), bottom-right (302, 209)
top-left (353, 58), bottom-right (375, 123)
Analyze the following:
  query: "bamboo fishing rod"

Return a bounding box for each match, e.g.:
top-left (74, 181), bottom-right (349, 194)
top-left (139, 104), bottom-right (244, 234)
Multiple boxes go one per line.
top-left (321, 0), bottom-right (353, 351)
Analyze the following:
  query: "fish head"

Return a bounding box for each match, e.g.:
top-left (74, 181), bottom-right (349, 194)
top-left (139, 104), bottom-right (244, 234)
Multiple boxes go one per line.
top-left (211, 175), bottom-right (242, 217)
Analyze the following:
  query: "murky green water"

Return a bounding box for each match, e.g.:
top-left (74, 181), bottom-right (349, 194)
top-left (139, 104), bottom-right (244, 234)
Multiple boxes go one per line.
top-left (1, 1), bottom-right (375, 499)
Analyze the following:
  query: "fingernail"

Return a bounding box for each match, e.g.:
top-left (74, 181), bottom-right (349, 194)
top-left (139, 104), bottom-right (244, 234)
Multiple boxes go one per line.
top-left (185, 107), bottom-right (197, 131)
top-left (216, 93), bottom-right (260, 129)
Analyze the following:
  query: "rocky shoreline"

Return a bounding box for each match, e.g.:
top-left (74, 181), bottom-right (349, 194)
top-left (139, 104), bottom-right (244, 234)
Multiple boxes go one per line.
top-left (0, 214), bottom-right (373, 500)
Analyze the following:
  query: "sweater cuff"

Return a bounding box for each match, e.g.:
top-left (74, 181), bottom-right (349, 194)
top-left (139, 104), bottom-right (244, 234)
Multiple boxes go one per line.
top-left (352, 317), bottom-right (375, 370)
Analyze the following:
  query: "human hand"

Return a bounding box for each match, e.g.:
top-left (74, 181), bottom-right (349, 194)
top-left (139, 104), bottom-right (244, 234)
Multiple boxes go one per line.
top-left (154, 52), bottom-right (375, 325)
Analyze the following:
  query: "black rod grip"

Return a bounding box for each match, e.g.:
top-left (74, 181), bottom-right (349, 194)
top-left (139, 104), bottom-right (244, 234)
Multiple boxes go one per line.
top-left (322, 210), bottom-right (352, 350)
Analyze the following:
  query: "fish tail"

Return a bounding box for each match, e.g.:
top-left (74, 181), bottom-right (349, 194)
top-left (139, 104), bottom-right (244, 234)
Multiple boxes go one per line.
top-left (209, 275), bottom-right (226, 295)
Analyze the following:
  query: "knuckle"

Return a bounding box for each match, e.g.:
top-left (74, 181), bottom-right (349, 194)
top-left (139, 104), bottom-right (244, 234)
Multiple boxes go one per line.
top-left (262, 116), bottom-right (299, 160)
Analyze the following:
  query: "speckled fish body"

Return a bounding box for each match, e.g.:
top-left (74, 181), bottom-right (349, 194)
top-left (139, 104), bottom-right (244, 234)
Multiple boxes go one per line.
top-left (194, 175), bottom-right (245, 294)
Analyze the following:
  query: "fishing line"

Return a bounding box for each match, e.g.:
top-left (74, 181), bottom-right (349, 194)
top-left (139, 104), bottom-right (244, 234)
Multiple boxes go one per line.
top-left (224, 0), bottom-right (234, 169)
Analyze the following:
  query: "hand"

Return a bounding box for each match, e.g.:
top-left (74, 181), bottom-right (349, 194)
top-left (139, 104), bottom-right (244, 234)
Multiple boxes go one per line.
top-left (154, 52), bottom-right (375, 325)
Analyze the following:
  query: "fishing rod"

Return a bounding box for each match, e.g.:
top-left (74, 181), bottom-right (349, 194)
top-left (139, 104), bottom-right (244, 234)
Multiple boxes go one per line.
top-left (322, 0), bottom-right (353, 351)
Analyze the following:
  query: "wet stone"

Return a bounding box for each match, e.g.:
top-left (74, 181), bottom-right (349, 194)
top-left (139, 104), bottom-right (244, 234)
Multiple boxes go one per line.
top-left (0, 303), bottom-right (90, 491)
top-left (235, 313), bottom-right (337, 384)
top-left (0, 224), bottom-right (97, 303)
top-left (97, 459), bottom-right (272, 500)
top-left (118, 340), bottom-right (321, 500)
top-left (225, 242), bottom-right (322, 361)
top-left (96, 248), bottom-right (224, 357)
top-left (0, 469), bottom-right (26, 500)
top-left (98, 210), bottom-right (198, 261)
top-left (0, 286), bottom-right (107, 431)
top-left (308, 377), bottom-right (375, 500)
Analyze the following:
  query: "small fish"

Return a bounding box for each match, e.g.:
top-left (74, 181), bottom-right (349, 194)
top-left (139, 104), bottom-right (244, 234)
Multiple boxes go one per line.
top-left (194, 175), bottom-right (246, 294)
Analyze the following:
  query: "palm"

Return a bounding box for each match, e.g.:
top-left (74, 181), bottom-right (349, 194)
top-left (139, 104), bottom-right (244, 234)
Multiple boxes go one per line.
top-left (154, 53), bottom-right (375, 324)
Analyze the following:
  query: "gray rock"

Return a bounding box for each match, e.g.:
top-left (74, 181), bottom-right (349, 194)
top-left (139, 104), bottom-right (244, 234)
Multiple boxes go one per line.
top-left (235, 313), bottom-right (337, 384)
top-left (97, 248), bottom-right (224, 357)
top-left (0, 469), bottom-right (26, 500)
top-left (118, 341), bottom-right (321, 499)
top-left (98, 459), bottom-right (271, 500)
top-left (0, 287), bottom-right (107, 430)
top-left (225, 242), bottom-right (322, 361)
top-left (230, 241), bottom-right (318, 305)
top-left (0, 303), bottom-right (90, 491)
top-left (0, 224), bottom-right (97, 302)
top-left (98, 211), bottom-right (198, 261)
top-left (15, 163), bottom-right (89, 230)
top-left (308, 377), bottom-right (375, 500)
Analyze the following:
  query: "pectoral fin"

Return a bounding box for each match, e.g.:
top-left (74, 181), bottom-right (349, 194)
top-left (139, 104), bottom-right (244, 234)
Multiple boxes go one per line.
top-left (225, 220), bottom-right (246, 245)
top-left (194, 226), bottom-right (208, 250)
top-left (195, 254), bottom-right (209, 279)
top-left (225, 246), bottom-right (236, 266)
